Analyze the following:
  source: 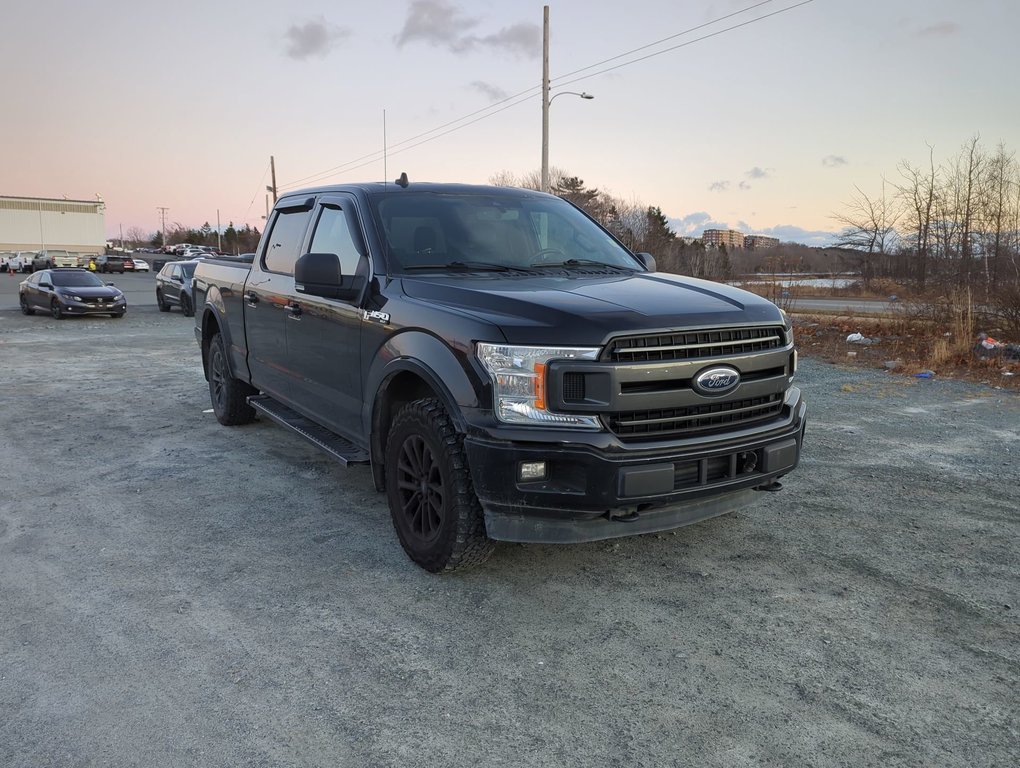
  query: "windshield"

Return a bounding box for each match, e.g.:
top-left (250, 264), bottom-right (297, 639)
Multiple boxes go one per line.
top-left (51, 271), bottom-right (105, 287)
top-left (372, 192), bottom-right (639, 273)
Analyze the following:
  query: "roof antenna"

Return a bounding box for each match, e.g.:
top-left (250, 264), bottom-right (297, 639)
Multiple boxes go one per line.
top-left (395, 172), bottom-right (409, 188)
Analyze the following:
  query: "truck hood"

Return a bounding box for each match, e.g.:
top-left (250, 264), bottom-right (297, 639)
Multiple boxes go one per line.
top-left (400, 272), bottom-right (784, 346)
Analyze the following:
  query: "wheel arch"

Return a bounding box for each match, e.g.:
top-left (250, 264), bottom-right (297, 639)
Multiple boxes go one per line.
top-left (366, 335), bottom-right (479, 492)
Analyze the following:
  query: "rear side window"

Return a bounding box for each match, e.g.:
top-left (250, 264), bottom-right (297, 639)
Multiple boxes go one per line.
top-left (263, 209), bottom-right (312, 275)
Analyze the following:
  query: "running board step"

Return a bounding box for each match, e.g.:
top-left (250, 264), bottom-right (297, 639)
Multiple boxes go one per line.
top-left (248, 395), bottom-right (369, 466)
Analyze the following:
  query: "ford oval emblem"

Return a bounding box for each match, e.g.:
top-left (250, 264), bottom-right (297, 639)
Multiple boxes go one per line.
top-left (693, 366), bottom-right (741, 396)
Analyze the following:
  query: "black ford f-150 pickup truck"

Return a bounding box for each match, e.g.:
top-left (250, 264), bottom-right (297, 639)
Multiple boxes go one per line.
top-left (193, 179), bottom-right (805, 572)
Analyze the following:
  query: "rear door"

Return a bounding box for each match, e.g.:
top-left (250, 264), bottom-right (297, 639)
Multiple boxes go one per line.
top-left (244, 198), bottom-right (314, 402)
top-left (283, 194), bottom-right (369, 437)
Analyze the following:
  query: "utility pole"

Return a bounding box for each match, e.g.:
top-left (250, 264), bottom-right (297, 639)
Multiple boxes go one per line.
top-left (541, 5), bottom-right (550, 193)
top-left (268, 155), bottom-right (278, 202)
top-left (216, 209), bottom-right (222, 251)
top-left (157, 206), bottom-right (169, 249)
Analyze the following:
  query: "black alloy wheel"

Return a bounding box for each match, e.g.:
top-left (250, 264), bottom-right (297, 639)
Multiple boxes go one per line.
top-left (181, 294), bottom-right (193, 317)
top-left (20, 294), bottom-right (34, 315)
top-left (385, 398), bottom-right (493, 572)
top-left (156, 289), bottom-right (169, 312)
top-left (395, 433), bottom-right (445, 546)
top-left (50, 299), bottom-right (63, 319)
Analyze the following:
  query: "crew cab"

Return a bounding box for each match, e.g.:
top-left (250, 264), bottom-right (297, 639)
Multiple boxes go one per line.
top-left (193, 180), bottom-right (805, 572)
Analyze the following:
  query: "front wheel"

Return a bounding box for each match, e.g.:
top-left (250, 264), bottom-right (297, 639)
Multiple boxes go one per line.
top-left (50, 299), bottom-right (63, 320)
top-left (156, 289), bottom-right (170, 312)
top-left (385, 398), bottom-right (493, 572)
top-left (181, 294), bottom-right (194, 318)
top-left (208, 332), bottom-right (256, 425)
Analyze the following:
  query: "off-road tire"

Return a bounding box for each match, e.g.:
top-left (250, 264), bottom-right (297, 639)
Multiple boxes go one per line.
top-left (385, 398), bottom-right (494, 572)
top-left (208, 332), bottom-right (256, 425)
top-left (20, 295), bottom-right (34, 315)
top-left (156, 290), bottom-right (170, 312)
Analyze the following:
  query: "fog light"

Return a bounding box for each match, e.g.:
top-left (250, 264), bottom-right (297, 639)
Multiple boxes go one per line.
top-left (519, 461), bottom-right (547, 481)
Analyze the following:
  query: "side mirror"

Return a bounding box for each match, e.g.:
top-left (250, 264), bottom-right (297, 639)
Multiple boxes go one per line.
top-left (635, 252), bottom-right (656, 272)
top-left (40, 281), bottom-right (52, 288)
top-left (106, 282), bottom-right (115, 286)
top-left (295, 252), bottom-right (358, 300)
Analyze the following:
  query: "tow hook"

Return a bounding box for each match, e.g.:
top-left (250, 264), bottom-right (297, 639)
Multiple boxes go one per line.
top-left (607, 508), bottom-right (640, 522)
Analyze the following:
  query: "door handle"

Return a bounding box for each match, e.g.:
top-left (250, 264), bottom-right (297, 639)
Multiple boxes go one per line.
top-left (245, 291), bottom-right (259, 306)
top-left (284, 302), bottom-right (302, 318)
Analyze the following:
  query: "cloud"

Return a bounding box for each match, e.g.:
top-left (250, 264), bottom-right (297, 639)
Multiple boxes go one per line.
top-left (395, 1), bottom-right (540, 58)
top-left (822, 155), bottom-right (848, 168)
top-left (708, 181), bottom-right (730, 192)
top-left (917, 21), bottom-right (959, 37)
top-left (284, 17), bottom-right (350, 60)
top-left (665, 209), bottom-right (841, 247)
top-left (738, 181), bottom-right (752, 191)
top-left (745, 166), bottom-right (772, 179)
top-left (469, 81), bottom-right (508, 101)
top-left (752, 224), bottom-right (840, 247)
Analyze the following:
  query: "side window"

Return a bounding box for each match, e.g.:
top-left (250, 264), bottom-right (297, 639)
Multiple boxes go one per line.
top-left (309, 205), bottom-right (362, 278)
top-left (263, 208), bottom-right (312, 275)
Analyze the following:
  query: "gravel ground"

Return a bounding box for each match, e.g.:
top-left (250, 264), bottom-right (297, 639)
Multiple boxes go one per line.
top-left (0, 298), bottom-right (1017, 768)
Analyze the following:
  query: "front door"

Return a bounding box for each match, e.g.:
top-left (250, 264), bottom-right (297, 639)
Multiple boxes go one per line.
top-left (283, 194), bottom-right (367, 438)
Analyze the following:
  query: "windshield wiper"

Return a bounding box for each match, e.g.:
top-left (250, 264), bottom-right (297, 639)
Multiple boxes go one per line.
top-left (529, 258), bottom-right (634, 271)
top-left (404, 260), bottom-right (536, 274)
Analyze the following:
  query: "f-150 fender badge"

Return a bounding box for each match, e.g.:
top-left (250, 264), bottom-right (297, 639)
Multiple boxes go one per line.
top-left (692, 365), bottom-right (740, 396)
top-left (362, 309), bottom-right (391, 324)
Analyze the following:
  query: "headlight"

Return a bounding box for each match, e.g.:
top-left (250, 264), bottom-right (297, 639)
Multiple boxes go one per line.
top-left (476, 343), bottom-right (601, 429)
top-left (64, 294), bottom-right (83, 302)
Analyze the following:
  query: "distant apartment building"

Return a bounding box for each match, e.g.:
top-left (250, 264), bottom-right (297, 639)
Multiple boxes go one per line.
top-left (701, 229), bottom-right (745, 249)
top-left (744, 234), bottom-right (779, 249)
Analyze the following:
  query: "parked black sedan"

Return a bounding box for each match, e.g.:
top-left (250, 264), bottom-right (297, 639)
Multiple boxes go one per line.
top-left (20, 269), bottom-right (127, 319)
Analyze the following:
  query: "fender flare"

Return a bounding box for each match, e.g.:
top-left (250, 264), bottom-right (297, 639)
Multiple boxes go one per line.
top-left (364, 331), bottom-right (483, 489)
top-left (199, 286), bottom-right (243, 382)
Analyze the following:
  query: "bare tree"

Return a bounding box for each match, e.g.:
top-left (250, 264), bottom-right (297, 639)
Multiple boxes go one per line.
top-left (832, 181), bottom-right (900, 284)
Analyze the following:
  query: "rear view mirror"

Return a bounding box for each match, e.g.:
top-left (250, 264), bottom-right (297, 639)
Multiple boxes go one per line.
top-left (635, 252), bottom-right (656, 272)
top-left (295, 252), bottom-right (359, 300)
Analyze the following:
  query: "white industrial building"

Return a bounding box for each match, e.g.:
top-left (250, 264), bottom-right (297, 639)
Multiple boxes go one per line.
top-left (0, 195), bottom-right (106, 254)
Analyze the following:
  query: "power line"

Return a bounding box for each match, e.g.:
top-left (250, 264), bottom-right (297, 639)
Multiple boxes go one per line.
top-left (555, 0), bottom-right (815, 90)
top-left (242, 160), bottom-right (272, 224)
top-left (277, 0), bottom-right (812, 191)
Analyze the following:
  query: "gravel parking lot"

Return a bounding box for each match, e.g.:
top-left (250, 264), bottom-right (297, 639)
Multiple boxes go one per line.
top-left (1, 274), bottom-right (1017, 767)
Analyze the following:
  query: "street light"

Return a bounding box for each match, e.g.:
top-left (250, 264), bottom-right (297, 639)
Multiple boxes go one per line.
top-left (541, 90), bottom-right (595, 194)
top-left (540, 6), bottom-right (595, 193)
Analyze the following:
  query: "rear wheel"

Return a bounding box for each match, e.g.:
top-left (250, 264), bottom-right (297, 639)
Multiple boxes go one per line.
top-left (208, 332), bottom-right (256, 425)
top-left (20, 294), bottom-right (34, 315)
top-left (50, 299), bottom-right (63, 320)
top-left (385, 398), bottom-right (493, 572)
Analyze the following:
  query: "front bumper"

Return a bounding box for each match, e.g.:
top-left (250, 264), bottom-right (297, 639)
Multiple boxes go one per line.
top-left (58, 298), bottom-right (126, 315)
top-left (464, 391), bottom-right (806, 543)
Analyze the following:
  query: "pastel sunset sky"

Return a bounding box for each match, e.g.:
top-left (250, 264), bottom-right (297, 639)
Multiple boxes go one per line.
top-left (4, 0), bottom-right (1017, 245)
